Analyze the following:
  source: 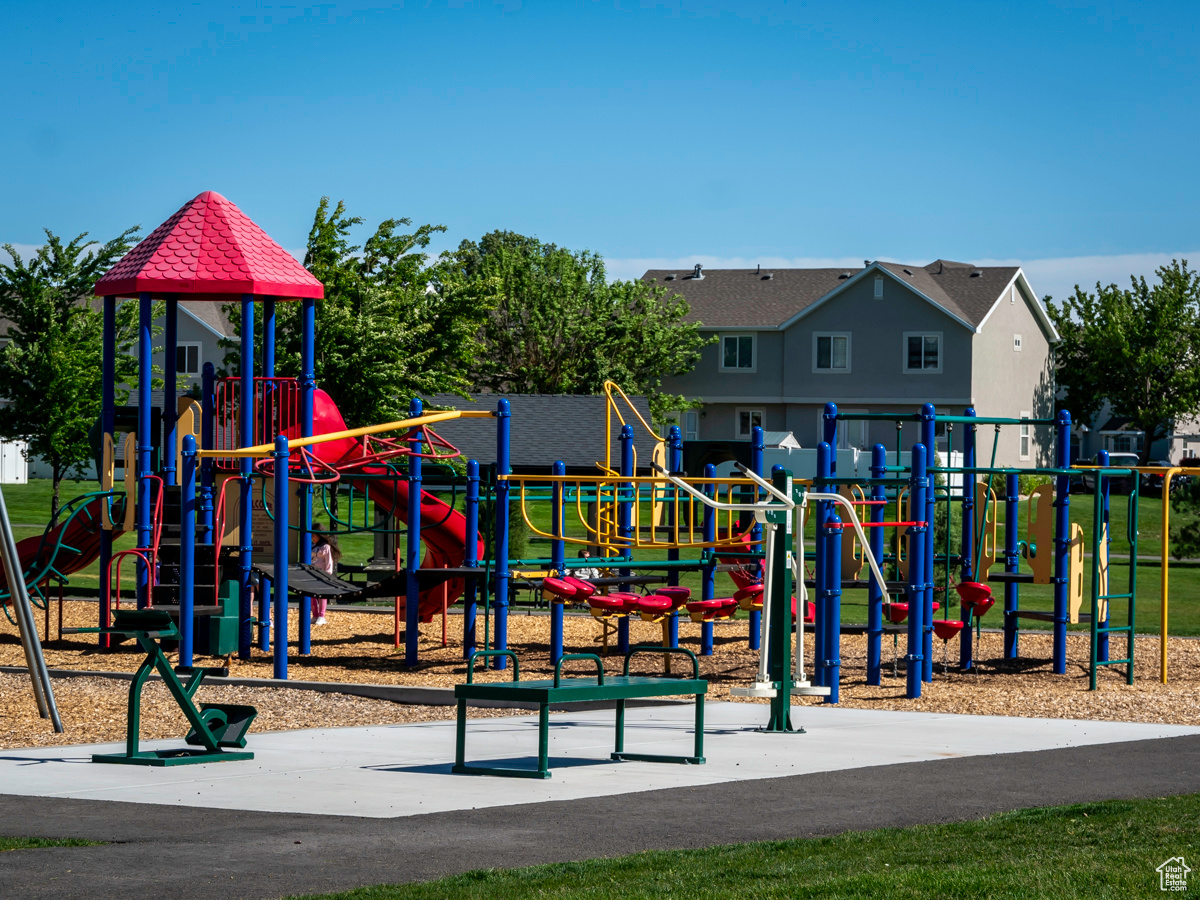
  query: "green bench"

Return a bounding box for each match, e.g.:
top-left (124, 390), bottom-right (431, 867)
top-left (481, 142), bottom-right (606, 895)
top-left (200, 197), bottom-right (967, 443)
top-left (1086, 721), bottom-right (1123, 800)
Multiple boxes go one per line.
top-left (453, 647), bottom-right (707, 779)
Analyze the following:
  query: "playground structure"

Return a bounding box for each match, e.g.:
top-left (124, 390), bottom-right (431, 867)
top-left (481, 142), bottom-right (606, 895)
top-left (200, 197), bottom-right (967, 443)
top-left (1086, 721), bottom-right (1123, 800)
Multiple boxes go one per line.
top-left (1, 189), bottom-right (1187, 750)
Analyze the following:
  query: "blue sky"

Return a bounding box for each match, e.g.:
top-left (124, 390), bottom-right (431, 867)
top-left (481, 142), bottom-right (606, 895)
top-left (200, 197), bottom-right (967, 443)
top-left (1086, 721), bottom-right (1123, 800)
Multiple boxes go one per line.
top-left (3, 1), bottom-right (1197, 302)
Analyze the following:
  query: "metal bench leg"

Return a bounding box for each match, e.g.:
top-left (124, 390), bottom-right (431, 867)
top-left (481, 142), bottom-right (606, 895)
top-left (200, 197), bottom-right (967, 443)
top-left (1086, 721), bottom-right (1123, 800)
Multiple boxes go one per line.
top-left (694, 693), bottom-right (706, 763)
top-left (537, 702), bottom-right (550, 778)
top-left (455, 698), bottom-right (467, 769)
top-left (614, 698), bottom-right (626, 755)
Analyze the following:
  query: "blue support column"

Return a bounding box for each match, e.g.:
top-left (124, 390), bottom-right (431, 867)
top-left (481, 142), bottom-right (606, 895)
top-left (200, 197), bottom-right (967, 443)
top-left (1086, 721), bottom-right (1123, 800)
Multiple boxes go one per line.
top-left (272, 435), bottom-right (290, 680)
top-left (701, 463), bottom-right (716, 656)
top-left (550, 459), bottom-right (566, 667)
top-left (237, 294), bottom-right (255, 659)
top-left (920, 403), bottom-right (936, 682)
top-left (667, 426), bottom-right (682, 648)
top-left (299, 297), bottom-right (316, 655)
top-left (136, 292), bottom-right (153, 609)
top-left (906, 444), bottom-right (928, 699)
top-left (1004, 472), bottom-right (1021, 658)
top-left (823, 513), bottom-right (843, 703)
top-left (463, 460), bottom-right (480, 658)
top-left (179, 436), bottom-right (197, 667)
top-left (200, 362), bottom-right (216, 544)
top-left (1097, 449), bottom-right (1111, 662)
top-left (959, 408), bottom-right (977, 670)
top-left (258, 301), bottom-right (275, 656)
top-left (814, 442), bottom-right (833, 687)
top-left (163, 296), bottom-right (178, 487)
top-left (405, 398), bottom-right (424, 667)
top-left (262, 298), bottom-right (275, 377)
top-left (493, 399), bottom-right (511, 668)
top-left (866, 443), bottom-right (886, 685)
top-left (617, 425), bottom-right (634, 655)
top-left (100, 296), bottom-right (115, 648)
top-left (1053, 410), bottom-right (1072, 674)
top-left (748, 425), bottom-right (764, 651)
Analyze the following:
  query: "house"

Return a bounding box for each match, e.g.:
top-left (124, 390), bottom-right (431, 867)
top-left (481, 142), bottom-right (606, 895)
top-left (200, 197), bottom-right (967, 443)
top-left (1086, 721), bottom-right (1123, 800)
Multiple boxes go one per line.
top-left (1073, 403), bottom-right (1200, 465)
top-left (649, 260), bottom-right (1059, 467)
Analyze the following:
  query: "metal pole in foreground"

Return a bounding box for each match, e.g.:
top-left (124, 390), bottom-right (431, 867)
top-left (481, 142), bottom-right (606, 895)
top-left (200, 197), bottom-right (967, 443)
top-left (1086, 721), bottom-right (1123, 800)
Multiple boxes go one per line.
top-left (273, 435), bottom-right (290, 680)
top-left (0, 484), bottom-right (62, 731)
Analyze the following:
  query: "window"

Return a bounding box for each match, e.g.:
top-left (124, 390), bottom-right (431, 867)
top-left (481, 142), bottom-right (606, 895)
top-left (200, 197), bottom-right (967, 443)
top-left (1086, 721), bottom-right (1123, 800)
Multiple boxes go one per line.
top-left (175, 342), bottom-right (201, 377)
top-left (903, 332), bottom-right (942, 373)
top-left (813, 332), bottom-right (851, 373)
top-left (874, 276), bottom-right (884, 298)
top-left (1013, 334), bottom-right (1023, 352)
top-left (683, 411), bottom-right (699, 442)
top-left (736, 408), bottom-right (764, 439)
top-left (720, 334), bottom-right (756, 372)
top-left (1019, 412), bottom-right (1031, 460)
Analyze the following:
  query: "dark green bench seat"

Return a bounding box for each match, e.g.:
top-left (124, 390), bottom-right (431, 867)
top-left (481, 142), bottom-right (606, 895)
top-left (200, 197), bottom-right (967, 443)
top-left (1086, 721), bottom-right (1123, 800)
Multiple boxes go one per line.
top-left (453, 648), bottom-right (707, 779)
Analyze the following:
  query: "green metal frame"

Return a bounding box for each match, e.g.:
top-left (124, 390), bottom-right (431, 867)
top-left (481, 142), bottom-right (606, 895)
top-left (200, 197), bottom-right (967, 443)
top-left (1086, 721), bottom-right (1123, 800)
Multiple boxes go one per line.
top-left (78, 609), bottom-right (256, 766)
top-left (1090, 481), bottom-right (1139, 689)
top-left (452, 647), bottom-right (706, 779)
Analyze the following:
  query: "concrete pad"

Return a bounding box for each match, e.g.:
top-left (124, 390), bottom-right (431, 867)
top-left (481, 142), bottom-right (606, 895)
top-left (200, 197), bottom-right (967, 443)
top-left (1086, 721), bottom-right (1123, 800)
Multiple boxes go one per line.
top-left (2, 703), bottom-right (1196, 819)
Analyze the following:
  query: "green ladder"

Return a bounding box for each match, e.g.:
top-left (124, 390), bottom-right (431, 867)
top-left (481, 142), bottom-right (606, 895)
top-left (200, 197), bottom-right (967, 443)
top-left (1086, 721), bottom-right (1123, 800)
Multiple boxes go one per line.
top-left (1089, 485), bottom-right (1138, 690)
top-left (81, 609), bottom-right (257, 766)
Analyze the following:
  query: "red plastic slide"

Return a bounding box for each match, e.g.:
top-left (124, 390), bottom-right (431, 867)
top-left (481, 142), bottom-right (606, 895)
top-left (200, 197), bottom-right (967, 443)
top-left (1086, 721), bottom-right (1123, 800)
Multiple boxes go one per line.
top-left (305, 390), bottom-right (483, 623)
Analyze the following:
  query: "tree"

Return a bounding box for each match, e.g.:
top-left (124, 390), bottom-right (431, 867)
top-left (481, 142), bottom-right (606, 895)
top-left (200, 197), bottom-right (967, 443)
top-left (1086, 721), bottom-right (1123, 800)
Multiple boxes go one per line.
top-left (449, 230), bottom-right (710, 423)
top-left (0, 228), bottom-right (148, 517)
top-left (1047, 260), bottom-right (1200, 465)
top-left (227, 199), bottom-right (490, 429)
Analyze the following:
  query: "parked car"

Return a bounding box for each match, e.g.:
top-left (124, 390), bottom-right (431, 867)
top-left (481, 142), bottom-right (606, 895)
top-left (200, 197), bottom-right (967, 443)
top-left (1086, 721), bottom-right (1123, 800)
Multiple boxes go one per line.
top-left (1075, 452), bottom-right (1141, 494)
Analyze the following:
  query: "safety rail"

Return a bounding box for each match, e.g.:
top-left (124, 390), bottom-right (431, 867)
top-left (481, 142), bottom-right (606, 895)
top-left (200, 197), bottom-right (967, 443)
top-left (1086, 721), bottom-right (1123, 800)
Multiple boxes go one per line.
top-left (503, 472), bottom-right (766, 552)
top-left (602, 380), bottom-right (664, 476)
top-left (213, 377), bottom-right (302, 471)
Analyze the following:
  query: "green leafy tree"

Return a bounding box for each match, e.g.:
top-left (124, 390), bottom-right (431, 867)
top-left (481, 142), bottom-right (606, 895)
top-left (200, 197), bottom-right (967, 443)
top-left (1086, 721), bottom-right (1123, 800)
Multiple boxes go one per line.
top-left (226, 199), bottom-right (490, 429)
top-left (450, 230), bottom-right (710, 423)
top-left (1047, 260), bottom-right (1200, 465)
top-left (0, 228), bottom-right (150, 517)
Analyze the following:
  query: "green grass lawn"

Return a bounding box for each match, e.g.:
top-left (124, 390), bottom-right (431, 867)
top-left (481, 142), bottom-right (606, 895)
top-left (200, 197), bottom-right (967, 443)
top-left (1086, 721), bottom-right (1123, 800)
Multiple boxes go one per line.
top-left (289, 794), bottom-right (1198, 899)
top-left (0, 836), bottom-right (101, 851)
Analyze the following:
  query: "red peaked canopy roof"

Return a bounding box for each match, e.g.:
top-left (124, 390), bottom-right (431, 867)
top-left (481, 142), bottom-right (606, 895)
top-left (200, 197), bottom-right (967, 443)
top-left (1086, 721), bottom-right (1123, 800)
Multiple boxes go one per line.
top-left (94, 191), bottom-right (324, 301)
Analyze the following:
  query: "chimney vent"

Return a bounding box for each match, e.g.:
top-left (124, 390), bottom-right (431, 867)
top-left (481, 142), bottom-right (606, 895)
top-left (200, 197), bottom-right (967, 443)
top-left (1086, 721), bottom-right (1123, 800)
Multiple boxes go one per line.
top-left (692, 264), bottom-right (704, 280)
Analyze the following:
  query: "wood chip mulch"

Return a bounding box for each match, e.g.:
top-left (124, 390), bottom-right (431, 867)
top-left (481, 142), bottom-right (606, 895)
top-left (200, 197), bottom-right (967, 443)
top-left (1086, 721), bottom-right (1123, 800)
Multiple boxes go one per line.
top-left (2, 600), bottom-right (1199, 750)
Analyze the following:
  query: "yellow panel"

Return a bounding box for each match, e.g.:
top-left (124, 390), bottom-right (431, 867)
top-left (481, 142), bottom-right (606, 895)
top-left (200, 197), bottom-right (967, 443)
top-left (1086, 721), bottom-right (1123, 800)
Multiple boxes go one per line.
top-left (175, 399), bottom-right (202, 478)
top-left (1026, 484), bottom-right (1054, 585)
top-left (839, 485), bottom-right (866, 580)
top-left (101, 433), bottom-right (115, 530)
top-left (973, 480), bottom-right (999, 578)
top-left (1096, 521), bottom-right (1109, 623)
top-left (122, 433), bottom-right (136, 533)
top-left (1068, 523), bottom-right (1085, 624)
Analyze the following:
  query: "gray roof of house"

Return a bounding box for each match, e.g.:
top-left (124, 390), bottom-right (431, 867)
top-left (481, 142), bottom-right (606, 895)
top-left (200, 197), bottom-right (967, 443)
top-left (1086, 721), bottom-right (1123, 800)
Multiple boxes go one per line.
top-left (425, 393), bottom-right (660, 472)
top-left (642, 260), bottom-right (1021, 330)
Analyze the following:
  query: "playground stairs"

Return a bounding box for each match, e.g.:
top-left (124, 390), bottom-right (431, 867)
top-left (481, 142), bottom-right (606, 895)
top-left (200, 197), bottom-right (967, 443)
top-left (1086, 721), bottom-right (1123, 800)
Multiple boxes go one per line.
top-left (151, 485), bottom-right (240, 656)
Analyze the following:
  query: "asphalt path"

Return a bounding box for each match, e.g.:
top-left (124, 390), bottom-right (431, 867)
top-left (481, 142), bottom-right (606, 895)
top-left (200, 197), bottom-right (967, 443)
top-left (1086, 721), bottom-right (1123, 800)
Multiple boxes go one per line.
top-left (1, 733), bottom-right (1198, 900)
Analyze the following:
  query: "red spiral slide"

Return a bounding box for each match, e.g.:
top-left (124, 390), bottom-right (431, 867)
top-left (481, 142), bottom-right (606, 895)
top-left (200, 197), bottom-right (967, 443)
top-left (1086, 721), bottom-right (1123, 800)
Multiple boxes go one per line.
top-left (305, 390), bottom-right (482, 623)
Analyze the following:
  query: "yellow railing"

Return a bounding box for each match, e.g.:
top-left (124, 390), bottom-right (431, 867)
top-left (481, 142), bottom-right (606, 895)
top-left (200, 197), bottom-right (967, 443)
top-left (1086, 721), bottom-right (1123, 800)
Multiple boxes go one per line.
top-left (195, 409), bottom-right (494, 459)
top-left (504, 472), bottom-right (764, 552)
top-left (602, 380), bottom-right (665, 475)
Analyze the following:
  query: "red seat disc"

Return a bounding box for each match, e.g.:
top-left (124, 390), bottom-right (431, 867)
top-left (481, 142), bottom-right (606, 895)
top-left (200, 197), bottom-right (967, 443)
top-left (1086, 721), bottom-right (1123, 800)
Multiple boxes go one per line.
top-left (562, 576), bottom-right (596, 599)
top-left (633, 595), bottom-right (673, 614)
top-left (654, 586), bottom-right (691, 607)
top-left (541, 577), bottom-right (579, 601)
top-left (933, 619), bottom-right (965, 641)
top-left (884, 602), bottom-right (909, 623)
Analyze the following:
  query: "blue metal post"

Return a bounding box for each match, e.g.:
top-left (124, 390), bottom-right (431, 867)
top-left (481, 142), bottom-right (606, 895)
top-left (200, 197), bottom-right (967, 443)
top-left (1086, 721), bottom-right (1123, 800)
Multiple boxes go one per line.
top-left (100, 296), bottom-right (115, 648)
top-left (493, 399), bottom-right (511, 668)
top-left (1053, 410), bottom-right (1072, 674)
top-left (272, 435), bottom-right (290, 680)
top-left (405, 398), bottom-right (424, 667)
top-left (667, 426), bottom-right (683, 648)
top-left (1004, 472), bottom-right (1021, 658)
top-left (866, 443), bottom-right (886, 685)
top-left (814, 442), bottom-right (833, 687)
top-left (920, 403), bottom-right (936, 682)
top-left (136, 292), bottom-right (153, 609)
top-left (200, 362), bottom-right (215, 544)
top-left (179, 435), bottom-right (197, 667)
top-left (258, 300), bottom-right (275, 656)
top-left (1097, 449), bottom-right (1111, 662)
top-left (237, 294), bottom-right (255, 658)
top-left (617, 425), bottom-right (634, 655)
top-left (262, 298), bottom-right (275, 377)
top-left (701, 463), bottom-right (716, 656)
top-left (463, 460), bottom-right (480, 658)
top-left (748, 425), bottom-right (764, 650)
top-left (823, 513), bottom-right (843, 703)
top-left (906, 443), bottom-right (928, 699)
top-left (163, 296), bottom-right (178, 487)
top-left (299, 297), bottom-right (316, 655)
top-left (550, 459), bottom-right (566, 667)
top-left (960, 408), bottom-right (977, 670)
